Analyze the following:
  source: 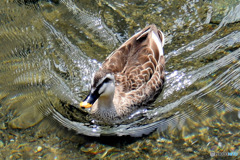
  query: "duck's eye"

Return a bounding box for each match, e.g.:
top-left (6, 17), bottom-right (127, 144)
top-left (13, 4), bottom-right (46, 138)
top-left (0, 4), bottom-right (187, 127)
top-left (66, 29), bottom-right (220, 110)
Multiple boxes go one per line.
top-left (103, 77), bottom-right (111, 84)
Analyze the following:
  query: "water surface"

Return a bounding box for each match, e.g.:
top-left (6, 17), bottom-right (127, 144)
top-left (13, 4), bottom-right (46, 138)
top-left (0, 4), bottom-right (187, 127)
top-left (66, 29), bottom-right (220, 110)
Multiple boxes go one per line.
top-left (0, 0), bottom-right (239, 159)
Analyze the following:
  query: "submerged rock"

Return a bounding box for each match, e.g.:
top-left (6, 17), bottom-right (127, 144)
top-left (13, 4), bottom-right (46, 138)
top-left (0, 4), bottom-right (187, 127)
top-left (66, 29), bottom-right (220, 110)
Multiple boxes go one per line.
top-left (211, 0), bottom-right (240, 24)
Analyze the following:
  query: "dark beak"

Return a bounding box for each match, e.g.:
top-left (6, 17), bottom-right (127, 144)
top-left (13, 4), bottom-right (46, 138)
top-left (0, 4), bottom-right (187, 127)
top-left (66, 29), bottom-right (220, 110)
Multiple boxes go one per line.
top-left (79, 90), bottom-right (100, 108)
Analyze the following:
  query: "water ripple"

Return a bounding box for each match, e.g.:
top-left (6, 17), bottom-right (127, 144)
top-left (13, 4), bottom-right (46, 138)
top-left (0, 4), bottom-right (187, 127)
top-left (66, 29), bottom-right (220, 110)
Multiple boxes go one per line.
top-left (0, 0), bottom-right (239, 139)
top-left (166, 4), bottom-right (240, 60)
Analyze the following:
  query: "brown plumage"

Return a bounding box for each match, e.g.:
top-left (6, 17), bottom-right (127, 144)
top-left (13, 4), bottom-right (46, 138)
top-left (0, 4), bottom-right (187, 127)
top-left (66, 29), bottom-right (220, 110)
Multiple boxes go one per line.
top-left (80, 24), bottom-right (165, 123)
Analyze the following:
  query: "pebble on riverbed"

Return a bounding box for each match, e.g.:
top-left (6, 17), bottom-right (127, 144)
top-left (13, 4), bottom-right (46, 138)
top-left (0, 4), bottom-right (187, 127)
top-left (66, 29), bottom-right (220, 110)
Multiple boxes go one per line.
top-left (35, 146), bottom-right (43, 153)
top-left (0, 141), bottom-right (4, 148)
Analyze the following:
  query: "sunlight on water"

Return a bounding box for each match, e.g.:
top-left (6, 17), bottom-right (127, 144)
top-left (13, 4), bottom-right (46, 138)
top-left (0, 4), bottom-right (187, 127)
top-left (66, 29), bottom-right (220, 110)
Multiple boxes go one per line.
top-left (0, 0), bottom-right (239, 159)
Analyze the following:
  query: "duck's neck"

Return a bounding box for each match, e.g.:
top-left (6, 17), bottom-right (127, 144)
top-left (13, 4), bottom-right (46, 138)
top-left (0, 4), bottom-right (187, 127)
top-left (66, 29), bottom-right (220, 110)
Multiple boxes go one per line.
top-left (91, 94), bottom-right (118, 121)
top-left (98, 94), bottom-right (114, 109)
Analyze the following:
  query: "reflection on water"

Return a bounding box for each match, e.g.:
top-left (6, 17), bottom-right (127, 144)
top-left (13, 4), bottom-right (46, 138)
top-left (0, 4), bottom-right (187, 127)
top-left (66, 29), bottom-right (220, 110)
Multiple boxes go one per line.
top-left (0, 0), bottom-right (239, 159)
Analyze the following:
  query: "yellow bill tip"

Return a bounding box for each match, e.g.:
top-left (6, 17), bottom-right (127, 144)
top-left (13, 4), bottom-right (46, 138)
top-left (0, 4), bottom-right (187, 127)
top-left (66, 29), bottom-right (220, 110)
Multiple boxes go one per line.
top-left (79, 101), bottom-right (92, 108)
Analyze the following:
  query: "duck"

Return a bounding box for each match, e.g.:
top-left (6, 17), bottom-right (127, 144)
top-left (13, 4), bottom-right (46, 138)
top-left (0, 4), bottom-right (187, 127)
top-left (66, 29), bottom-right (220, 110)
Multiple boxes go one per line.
top-left (80, 24), bottom-right (165, 124)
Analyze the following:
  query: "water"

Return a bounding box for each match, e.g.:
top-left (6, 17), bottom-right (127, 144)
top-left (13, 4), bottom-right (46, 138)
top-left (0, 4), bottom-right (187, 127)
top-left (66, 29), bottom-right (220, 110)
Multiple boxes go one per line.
top-left (0, 0), bottom-right (239, 159)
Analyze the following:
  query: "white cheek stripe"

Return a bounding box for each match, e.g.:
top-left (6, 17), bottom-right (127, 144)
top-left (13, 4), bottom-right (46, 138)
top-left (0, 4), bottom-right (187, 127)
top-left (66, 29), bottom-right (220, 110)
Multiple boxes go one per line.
top-left (152, 32), bottom-right (164, 56)
top-left (98, 83), bottom-right (105, 94)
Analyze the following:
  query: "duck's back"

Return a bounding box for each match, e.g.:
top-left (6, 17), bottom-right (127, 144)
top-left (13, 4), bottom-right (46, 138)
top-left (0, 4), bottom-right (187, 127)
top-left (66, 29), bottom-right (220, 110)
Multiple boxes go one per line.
top-left (100, 24), bottom-right (165, 111)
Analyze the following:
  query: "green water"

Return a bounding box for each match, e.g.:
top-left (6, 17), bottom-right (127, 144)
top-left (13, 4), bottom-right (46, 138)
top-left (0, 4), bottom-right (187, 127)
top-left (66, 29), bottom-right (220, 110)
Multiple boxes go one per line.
top-left (0, 0), bottom-right (239, 159)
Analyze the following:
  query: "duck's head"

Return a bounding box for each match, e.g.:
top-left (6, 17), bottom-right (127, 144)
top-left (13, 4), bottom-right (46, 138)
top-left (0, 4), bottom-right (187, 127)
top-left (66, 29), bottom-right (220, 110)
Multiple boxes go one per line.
top-left (80, 72), bottom-right (115, 108)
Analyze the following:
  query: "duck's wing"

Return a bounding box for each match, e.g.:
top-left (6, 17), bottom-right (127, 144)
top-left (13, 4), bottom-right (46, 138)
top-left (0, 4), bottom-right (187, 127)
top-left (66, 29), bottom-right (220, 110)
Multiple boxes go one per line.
top-left (100, 24), bottom-right (164, 91)
top-left (116, 25), bottom-right (165, 106)
top-left (100, 25), bottom-right (160, 73)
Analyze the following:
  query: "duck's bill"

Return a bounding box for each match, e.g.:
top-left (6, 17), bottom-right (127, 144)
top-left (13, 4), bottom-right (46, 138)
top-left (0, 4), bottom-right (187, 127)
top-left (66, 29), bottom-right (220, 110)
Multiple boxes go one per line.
top-left (79, 91), bottom-right (99, 108)
top-left (79, 101), bottom-right (92, 108)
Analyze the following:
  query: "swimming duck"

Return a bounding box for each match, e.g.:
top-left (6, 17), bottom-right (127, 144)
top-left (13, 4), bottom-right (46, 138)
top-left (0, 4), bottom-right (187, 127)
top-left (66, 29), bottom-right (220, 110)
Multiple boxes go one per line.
top-left (80, 24), bottom-right (165, 123)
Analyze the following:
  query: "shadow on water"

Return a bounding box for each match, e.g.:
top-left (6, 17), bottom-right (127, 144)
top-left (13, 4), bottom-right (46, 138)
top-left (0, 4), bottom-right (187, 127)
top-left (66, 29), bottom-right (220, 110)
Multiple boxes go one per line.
top-left (79, 134), bottom-right (142, 148)
top-left (45, 116), bottom-right (142, 147)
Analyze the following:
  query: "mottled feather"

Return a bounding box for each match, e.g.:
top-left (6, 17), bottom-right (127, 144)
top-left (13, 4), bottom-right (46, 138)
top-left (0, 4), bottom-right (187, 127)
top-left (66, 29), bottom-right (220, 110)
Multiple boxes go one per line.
top-left (86, 24), bottom-right (165, 123)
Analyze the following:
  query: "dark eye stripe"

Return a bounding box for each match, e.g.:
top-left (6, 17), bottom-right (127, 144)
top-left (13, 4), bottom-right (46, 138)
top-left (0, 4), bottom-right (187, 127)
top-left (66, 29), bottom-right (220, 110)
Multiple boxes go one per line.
top-left (103, 77), bottom-right (111, 84)
top-left (93, 77), bottom-right (112, 95)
